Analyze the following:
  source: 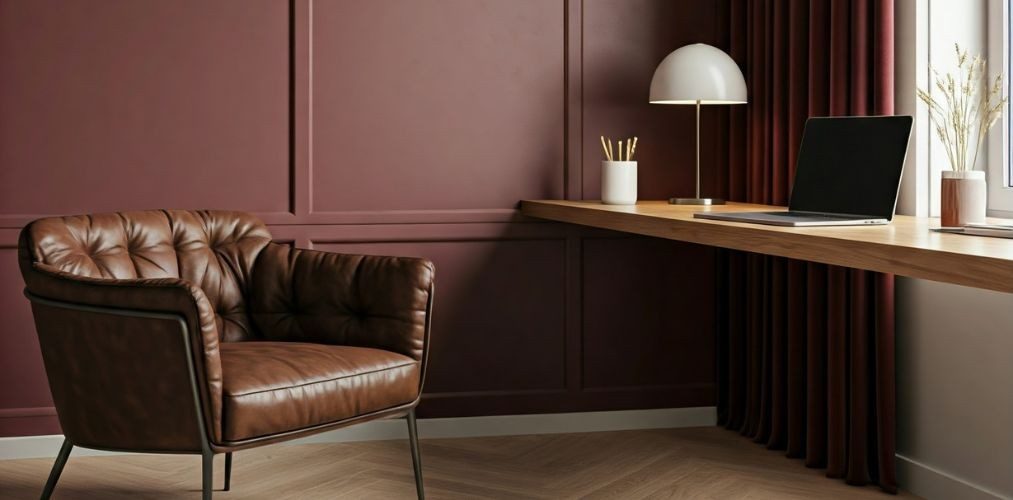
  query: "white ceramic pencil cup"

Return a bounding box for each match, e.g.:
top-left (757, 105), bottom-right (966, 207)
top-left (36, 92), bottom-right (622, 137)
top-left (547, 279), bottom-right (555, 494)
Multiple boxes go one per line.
top-left (601, 161), bottom-right (637, 205)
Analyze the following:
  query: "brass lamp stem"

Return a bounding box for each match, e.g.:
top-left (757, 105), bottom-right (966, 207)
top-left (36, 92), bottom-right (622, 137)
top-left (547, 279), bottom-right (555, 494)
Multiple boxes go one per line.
top-left (696, 99), bottom-right (701, 199)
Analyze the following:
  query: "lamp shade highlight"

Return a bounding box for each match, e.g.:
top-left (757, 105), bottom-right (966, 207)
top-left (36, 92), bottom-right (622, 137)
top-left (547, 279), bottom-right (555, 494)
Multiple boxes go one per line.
top-left (649, 43), bottom-right (747, 104)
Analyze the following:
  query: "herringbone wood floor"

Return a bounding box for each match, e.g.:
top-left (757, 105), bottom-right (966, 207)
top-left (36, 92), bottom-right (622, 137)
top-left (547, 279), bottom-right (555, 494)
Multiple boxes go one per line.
top-left (0, 427), bottom-right (917, 499)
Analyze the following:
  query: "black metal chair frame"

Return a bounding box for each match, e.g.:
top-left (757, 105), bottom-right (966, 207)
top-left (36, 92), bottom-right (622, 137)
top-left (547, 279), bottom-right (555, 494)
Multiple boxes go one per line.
top-left (27, 291), bottom-right (425, 500)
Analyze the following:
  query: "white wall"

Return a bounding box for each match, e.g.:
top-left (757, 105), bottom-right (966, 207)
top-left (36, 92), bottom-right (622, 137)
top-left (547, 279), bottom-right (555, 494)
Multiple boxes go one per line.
top-left (896, 278), bottom-right (1013, 499)
top-left (895, 1), bottom-right (1013, 499)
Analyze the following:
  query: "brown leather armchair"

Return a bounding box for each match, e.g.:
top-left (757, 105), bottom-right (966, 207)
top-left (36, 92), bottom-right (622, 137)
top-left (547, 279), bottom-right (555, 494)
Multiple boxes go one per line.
top-left (18, 210), bottom-right (435, 500)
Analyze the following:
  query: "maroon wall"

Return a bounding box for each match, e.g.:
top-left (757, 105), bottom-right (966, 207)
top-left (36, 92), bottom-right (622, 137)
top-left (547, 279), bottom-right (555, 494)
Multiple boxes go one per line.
top-left (0, 0), bottom-right (727, 437)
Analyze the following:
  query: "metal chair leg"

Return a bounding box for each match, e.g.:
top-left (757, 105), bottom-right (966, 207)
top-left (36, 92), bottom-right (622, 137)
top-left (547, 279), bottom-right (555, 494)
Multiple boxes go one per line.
top-left (224, 452), bottom-right (232, 491)
top-left (40, 439), bottom-right (73, 500)
top-left (202, 451), bottom-right (213, 500)
top-left (406, 409), bottom-right (424, 500)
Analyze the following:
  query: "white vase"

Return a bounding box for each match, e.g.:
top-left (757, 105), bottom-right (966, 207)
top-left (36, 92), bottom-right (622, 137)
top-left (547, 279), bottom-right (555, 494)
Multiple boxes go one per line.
top-left (941, 170), bottom-right (987, 227)
top-left (601, 161), bottom-right (637, 205)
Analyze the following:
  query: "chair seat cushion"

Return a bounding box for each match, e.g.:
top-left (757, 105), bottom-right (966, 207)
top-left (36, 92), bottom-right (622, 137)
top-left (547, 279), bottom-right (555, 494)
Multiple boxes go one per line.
top-left (219, 341), bottom-right (420, 442)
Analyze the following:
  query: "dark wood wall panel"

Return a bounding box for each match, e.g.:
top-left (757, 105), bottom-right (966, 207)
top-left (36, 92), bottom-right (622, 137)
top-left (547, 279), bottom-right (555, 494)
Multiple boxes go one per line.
top-left (311, 0), bottom-right (565, 212)
top-left (0, 0), bottom-right (728, 435)
top-left (581, 237), bottom-right (716, 390)
top-left (0, 0), bottom-right (291, 218)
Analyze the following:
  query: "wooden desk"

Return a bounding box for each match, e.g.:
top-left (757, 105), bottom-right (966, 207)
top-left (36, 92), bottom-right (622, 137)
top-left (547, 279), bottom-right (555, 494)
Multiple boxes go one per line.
top-left (520, 200), bottom-right (1013, 294)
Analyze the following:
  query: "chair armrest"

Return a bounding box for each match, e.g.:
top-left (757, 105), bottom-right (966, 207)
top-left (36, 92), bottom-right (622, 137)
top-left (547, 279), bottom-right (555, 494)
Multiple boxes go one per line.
top-left (21, 262), bottom-right (225, 448)
top-left (250, 243), bottom-right (435, 366)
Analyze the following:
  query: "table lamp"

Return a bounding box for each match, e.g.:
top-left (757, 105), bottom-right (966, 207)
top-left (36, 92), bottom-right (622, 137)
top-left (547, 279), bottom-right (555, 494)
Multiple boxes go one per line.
top-left (649, 43), bottom-right (747, 205)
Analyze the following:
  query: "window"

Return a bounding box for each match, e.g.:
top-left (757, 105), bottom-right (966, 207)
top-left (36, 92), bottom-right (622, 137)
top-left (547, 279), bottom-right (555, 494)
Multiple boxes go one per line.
top-left (988, 0), bottom-right (1013, 215)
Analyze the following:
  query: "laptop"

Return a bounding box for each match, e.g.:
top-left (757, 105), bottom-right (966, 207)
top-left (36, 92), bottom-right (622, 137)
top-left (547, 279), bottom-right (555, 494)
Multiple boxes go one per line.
top-left (694, 115), bottom-right (913, 227)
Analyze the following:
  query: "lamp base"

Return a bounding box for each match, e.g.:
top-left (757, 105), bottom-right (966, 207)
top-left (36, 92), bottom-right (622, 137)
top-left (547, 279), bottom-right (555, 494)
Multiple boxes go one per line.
top-left (669, 197), bottom-right (726, 205)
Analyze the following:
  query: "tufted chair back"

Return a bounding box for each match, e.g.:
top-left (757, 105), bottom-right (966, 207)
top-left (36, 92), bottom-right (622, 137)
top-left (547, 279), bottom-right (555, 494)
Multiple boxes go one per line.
top-left (19, 210), bottom-right (272, 342)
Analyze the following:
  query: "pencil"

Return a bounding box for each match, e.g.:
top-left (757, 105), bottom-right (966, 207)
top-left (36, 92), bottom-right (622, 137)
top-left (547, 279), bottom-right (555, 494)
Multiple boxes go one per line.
top-left (626, 139), bottom-right (631, 161)
top-left (607, 139), bottom-right (613, 162)
top-left (618, 140), bottom-right (623, 161)
top-left (631, 136), bottom-right (638, 160)
top-left (600, 136), bottom-right (610, 160)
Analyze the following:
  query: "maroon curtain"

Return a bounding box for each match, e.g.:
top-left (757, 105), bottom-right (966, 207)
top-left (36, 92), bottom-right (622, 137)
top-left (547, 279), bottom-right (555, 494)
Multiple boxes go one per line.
top-left (716, 0), bottom-right (897, 493)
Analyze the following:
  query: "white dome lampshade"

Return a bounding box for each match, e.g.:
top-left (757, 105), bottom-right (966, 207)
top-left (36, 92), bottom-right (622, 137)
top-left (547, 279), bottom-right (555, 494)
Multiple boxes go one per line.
top-left (649, 43), bottom-right (746, 105)
top-left (649, 43), bottom-right (746, 206)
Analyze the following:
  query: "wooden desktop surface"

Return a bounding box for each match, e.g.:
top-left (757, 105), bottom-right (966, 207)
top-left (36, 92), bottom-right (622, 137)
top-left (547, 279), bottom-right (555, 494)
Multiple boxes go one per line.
top-left (520, 200), bottom-right (1013, 294)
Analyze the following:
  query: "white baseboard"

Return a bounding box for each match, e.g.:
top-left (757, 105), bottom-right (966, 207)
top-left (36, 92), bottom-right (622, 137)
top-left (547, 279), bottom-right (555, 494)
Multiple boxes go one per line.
top-left (0, 406), bottom-right (716, 461)
top-left (896, 454), bottom-right (1010, 500)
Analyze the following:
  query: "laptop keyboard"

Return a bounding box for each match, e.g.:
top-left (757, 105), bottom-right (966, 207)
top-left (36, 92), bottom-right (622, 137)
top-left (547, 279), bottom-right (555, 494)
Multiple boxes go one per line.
top-left (714, 211), bottom-right (867, 223)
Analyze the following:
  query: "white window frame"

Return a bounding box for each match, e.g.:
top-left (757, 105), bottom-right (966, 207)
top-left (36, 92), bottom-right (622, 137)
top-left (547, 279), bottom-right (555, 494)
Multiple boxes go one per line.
top-left (988, 0), bottom-right (1013, 216)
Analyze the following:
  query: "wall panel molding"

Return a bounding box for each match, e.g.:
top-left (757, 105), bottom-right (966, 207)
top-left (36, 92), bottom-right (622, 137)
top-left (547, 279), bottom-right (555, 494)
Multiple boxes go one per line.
top-left (292, 0), bottom-right (313, 217)
top-left (295, 208), bottom-right (528, 225)
top-left (0, 209), bottom-right (536, 230)
top-left (0, 407), bottom-right (56, 419)
top-left (303, 222), bottom-right (568, 245)
top-left (565, 0), bottom-right (583, 200)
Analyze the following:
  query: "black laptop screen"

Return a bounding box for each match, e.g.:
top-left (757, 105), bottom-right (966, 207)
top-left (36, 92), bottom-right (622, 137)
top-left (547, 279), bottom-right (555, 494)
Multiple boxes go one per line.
top-left (788, 116), bottom-right (912, 219)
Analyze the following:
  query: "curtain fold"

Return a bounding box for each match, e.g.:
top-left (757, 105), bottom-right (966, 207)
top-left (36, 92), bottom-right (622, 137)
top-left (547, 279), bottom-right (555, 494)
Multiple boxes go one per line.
top-left (717, 0), bottom-right (897, 492)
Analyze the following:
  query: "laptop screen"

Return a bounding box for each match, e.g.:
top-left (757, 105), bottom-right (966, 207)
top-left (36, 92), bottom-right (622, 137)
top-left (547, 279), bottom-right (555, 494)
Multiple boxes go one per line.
top-left (789, 116), bottom-right (912, 219)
